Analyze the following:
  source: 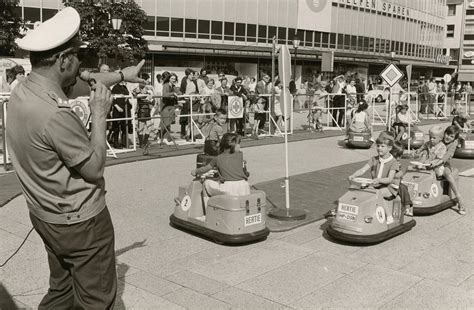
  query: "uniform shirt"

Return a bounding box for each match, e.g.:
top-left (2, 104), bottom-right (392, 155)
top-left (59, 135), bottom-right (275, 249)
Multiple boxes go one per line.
top-left (6, 71), bottom-right (105, 225)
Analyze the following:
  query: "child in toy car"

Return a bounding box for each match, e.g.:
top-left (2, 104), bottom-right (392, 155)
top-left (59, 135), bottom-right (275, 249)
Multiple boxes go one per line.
top-left (440, 125), bottom-right (466, 214)
top-left (412, 125), bottom-right (446, 178)
top-left (192, 133), bottom-right (250, 196)
top-left (349, 134), bottom-right (401, 207)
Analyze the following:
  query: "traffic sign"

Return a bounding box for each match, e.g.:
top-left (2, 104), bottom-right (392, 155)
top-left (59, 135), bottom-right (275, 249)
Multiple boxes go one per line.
top-left (380, 63), bottom-right (404, 87)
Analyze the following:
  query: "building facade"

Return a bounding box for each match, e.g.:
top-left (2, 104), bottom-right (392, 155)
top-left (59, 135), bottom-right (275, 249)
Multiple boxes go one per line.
top-left (15, 0), bottom-right (453, 85)
top-left (457, 0), bottom-right (474, 81)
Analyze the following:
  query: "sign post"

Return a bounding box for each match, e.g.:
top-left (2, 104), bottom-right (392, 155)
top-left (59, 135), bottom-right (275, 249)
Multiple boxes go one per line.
top-left (406, 64), bottom-right (412, 152)
top-left (268, 45), bottom-right (306, 221)
top-left (380, 63), bottom-right (404, 131)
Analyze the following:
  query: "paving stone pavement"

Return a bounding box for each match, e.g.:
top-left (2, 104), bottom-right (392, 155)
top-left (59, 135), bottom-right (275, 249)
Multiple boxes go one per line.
top-left (0, 124), bottom-right (473, 309)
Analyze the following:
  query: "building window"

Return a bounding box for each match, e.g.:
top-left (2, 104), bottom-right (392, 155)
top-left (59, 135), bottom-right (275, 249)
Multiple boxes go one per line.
top-left (211, 21), bottom-right (222, 40)
top-left (329, 33), bottom-right (336, 48)
top-left (236, 23), bottom-right (245, 42)
top-left (224, 22), bottom-right (234, 41)
top-left (42, 8), bottom-right (57, 21)
top-left (337, 33), bottom-right (344, 49)
top-left (322, 32), bottom-right (329, 48)
top-left (258, 25), bottom-right (267, 43)
top-left (447, 24), bottom-right (455, 38)
top-left (170, 18), bottom-right (183, 38)
top-left (24, 7), bottom-right (40, 22)
top-left (467, 9), bottom-right (474, 15)
top-left (198, 20), bottom-right (210, 39)
top-left (247, 24), bottom-right (256, 42)
top-left (185, 19), bottom-right (197, 38)
top-left (157, 17), bottom-right (169, 37)
top-left (464, 34), bottom-right (474, 40)
top-left (314, 31), bottom-right (321, 47)
top-left (268, 26), bottom-right (277, 43)
top-left (144, 16), bottom-right (155, 36)
top-left (277, 27), bottom-right (287, 44)
top-left (447, 4), bottom-right (456, 16)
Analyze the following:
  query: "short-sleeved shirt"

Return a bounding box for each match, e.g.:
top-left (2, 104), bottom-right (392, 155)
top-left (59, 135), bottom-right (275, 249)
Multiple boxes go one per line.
top-left (442, 140), bottom-right (458, 167)
top-left (418, 141), bottom-right (447, 164)
top-left (196, 152), bottom-right (247, 181)
top-left (6, 72), bottom-right (105, 225)
top-left (368, 155), bottom-right (401, 195)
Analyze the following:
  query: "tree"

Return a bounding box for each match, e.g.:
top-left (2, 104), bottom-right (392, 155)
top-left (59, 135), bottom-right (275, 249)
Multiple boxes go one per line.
top-left (0, 0), bottom-right (24, 56)
top-left (65, 0), bottom-right (148, 65)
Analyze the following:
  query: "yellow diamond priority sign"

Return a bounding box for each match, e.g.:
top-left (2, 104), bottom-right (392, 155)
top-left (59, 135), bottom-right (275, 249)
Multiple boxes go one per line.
top-left (380, 63), bottom-right (404, 87)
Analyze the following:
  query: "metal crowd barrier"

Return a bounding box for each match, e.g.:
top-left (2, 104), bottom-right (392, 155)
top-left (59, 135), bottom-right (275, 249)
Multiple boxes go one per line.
top-left (292, 92), bottom-right (347, 131)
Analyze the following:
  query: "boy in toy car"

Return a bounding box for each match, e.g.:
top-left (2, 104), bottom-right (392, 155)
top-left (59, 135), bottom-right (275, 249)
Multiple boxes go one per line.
top-left (412, 125), bottom-right (446, 177)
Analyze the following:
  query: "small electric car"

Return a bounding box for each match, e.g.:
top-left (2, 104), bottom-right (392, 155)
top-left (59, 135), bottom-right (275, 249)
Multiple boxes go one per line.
top-left (170, 172), bottom-right (270, 244)
top-left (454, 130), bottom-right (474, 159)
top-left (394, 125), bottom-right (424, 149)
top-left (346, 131), bottom-right (373, 149)
top-left (326, 178), bottom-right (416, 244)
top-left (401, 162), bottom-right (459, 215)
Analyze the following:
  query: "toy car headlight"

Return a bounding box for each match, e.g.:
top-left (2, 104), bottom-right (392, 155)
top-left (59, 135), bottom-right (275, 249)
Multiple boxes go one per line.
top-left (364, 216), bottom-right (373, 223)
top-left (422, 192), bottom-right (430, 199)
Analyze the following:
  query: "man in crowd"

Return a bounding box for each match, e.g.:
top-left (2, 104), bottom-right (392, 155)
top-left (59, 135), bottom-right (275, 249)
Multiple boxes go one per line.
top-left (6, 7), bottom-right (144, 308)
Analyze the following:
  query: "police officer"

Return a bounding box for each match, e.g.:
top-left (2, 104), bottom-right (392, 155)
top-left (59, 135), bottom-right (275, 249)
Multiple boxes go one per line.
top-left (6, 7), bottom-right (144, 309)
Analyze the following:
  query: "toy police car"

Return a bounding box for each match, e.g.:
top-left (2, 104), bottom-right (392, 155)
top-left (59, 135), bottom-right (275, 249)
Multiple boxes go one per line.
top-left (346, 131), bottom-right (373, 149)
top-left (170, 171), bottom-right (270, 244)
top-left (454, 130), bottom-right (474, 159)
top-left (326, 178), bottom-right (416, 244)
top-left (401, 162), bottom-right (459, 215)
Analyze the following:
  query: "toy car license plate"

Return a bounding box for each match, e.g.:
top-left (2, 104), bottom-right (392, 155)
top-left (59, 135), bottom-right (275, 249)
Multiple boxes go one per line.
top-left (465, 141), bottom-right (474, 149)
top-left (353, 136), bottom-right (364, 142)
top-left (339, 203), bottom-right (359, 215)
top-left (337, 213), bottom-right (357, 222)
top-left (415, 132), bottom-right (424, 139)
top-left (338, 203), bottom-right (358, 222)
top-left (244, 213), bottom-right (262, 226)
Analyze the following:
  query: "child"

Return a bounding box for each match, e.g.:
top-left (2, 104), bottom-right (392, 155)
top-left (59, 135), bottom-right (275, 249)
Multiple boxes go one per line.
top-left (273, 79), bottom-right (284, 133)
top-left (201, 108), bottom-right (227, 156)
top-left (348, 101), bottom-right (372, 134)
top-left (308, 84), bottom-right (327, 131)
top-left (390, 141), bottom-right (414, 216)
top-left (413, 125), bottom-right (446, 178)
top-left (251, 96), bottom-right (266, 139)
top-left (393, 104), bottom-right (414, 141)
top-left (440, 125), bottom-right (466, 214)
top-left (452, 112), bottom-right (471, 132)
top-left (192, 133), bottom-right (250, 196)
top-left (348, 134), bottom-right (401, 200)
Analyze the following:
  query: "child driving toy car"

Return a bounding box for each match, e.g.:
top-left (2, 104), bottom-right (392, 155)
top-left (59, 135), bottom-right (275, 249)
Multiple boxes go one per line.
top-left (348, 134), bottom-right (401, 199)
top-left (192, 133), bottom-right (250, 197)
top-left (393, 104), bottom-right (415, 141)
top-left (412, 125), bottom-right (446, 177)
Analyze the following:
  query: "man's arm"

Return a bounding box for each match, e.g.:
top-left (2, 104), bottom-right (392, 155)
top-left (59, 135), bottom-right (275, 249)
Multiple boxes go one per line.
top-left (74, 82), bottom-right (113, 182)
top-left (67, 60), bottom-right (146, 98)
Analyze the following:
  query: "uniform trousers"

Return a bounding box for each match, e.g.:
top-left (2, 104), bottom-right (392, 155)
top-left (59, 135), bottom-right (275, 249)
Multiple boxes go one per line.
top-left (30, 207), bottom-right (117, 310)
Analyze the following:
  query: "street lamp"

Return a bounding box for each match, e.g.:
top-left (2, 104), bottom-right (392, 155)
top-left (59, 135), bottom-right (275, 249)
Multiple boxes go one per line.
top-left (111, 17), bottom-right (122, 31)
top-left (292, 34), bottom-right (300, 83)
